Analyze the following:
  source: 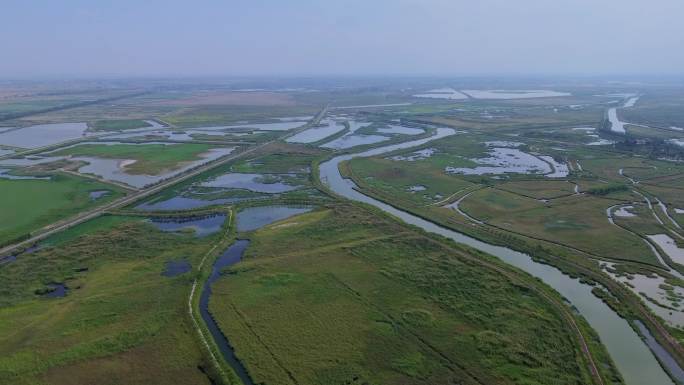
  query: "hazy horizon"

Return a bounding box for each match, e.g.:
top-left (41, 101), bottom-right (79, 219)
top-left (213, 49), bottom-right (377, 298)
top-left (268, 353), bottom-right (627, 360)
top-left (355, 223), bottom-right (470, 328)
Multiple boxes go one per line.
top-left (3, 0), bottom-right (684, 78)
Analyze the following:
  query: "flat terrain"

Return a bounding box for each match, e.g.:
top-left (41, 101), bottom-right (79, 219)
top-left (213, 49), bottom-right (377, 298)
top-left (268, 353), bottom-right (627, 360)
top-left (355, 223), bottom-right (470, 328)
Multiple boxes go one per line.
top-left (209, 204), bottom-right (608, 385)
top-left (52, 143), bottom-right (217, 175)
top-left (0, 217), bottom-right (220, 385)
top-left (0, 174), bottom-right (123, 246)
top-left (4, 79), bottom-right (684, 385)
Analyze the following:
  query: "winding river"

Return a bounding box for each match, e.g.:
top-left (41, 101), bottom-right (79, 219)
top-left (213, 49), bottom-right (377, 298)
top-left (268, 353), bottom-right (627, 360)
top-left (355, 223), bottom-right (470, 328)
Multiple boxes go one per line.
top-left (318, 127), bottom-right (677, 385)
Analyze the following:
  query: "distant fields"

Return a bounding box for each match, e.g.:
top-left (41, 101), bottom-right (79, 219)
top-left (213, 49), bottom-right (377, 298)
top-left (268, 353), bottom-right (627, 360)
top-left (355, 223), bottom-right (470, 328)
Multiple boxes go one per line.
top-left (209, 205), bottom-right (609, 385)
top-left (162, 105), bottom-right (319, 128)
top-left (52, 143), bottom-right (216, 175)
top-left (0, 174), bottom-right (123, 246)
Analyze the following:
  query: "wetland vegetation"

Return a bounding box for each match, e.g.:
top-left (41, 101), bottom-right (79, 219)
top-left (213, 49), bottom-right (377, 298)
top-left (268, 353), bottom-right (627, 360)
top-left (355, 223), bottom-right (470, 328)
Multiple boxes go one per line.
top-left (3, 78), bottom-right (684, 385)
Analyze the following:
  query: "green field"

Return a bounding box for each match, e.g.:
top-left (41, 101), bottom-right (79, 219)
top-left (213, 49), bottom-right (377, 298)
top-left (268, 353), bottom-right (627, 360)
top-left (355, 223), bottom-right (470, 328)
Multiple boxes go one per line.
top-left (497, 180), bottom-right (577, 199)
top-left (0, 174), bottom-right (123, 246)
top-left (348, 157), bottom-right (474, 205)
top-left (209, 204), bottom-right (617, 385)
top-left (52, 143), bottom-right (217, 175)
top-left (162, 105), bottom-right (319, 128)
top-left (0, 217), bottom-right (220, 385)
top-left (459, 189), bottom-right (658, 265)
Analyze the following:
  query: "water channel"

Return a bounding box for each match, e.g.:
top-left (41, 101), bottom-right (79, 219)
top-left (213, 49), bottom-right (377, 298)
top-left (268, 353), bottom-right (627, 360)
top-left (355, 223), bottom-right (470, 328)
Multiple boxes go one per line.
top-left (318, 127), bottom-right (678, 385)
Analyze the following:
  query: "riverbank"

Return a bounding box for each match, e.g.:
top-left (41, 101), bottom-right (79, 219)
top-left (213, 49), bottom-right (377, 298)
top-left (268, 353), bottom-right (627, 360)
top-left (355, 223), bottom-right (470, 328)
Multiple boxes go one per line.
top-left (317, 129), bottom-right (679, 385)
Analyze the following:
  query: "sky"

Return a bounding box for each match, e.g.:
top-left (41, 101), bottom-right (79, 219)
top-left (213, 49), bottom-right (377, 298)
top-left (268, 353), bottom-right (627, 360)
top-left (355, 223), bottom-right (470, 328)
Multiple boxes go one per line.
top-left (2, 0), bottom-right (684, 78)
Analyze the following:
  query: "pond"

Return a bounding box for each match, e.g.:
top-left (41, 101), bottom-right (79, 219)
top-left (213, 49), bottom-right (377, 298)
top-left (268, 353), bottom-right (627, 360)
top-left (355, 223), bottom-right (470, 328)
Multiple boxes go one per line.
top-left (162, 260), bottom-right (192, 277)
top-left (236, 206), bottom-right (312, 232)
top-left (73, 147), bottom-right (235, 188)
top-left (89, 190), bottom-right (110, 200)
top-left (603, 262), bottom-right (684, 328)
top-left (42, 283), bottom-right (68, 298)
top-left (446, 147), bottom-right (552, 176)
top-left (0, 122), bottom-right (88, 149)
top-left (0, 155), bottom-right (66, 167)
top-left (0, 168), bottom-right (51, 180)
top-left (201, 173), bottom-right (300, 193)
top-left (320, 120), bottom-right (391, 150)
top-left (286, 118), bottom-right (346, 143)
top-left (149, 214), bottom-right (226, 238)
top-left (648, 234), bottom-right (684, 265)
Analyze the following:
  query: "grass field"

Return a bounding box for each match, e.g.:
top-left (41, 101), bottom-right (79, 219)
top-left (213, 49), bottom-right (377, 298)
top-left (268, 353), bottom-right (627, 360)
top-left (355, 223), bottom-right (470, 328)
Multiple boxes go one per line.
top-left (348, 157), bottom-right (474, 205)
top-left (162, 105), bottom-right (319, 128)
top-left (208, 204), bottom-right (615, 385)
top-left (344, 142), bottom-right (662, 266)
top-left (496, 180), bottom-right (577, 199)
top-left (0, 217), bottom-right (219, 385)
top-left (459, 189), bottom-right (658, 265)
top-left (231, 145), bottom-right (323, 175)
top-left (52, 143), bottom-right (217, 175)
top-left (0, 174), bottom-right (123, 246)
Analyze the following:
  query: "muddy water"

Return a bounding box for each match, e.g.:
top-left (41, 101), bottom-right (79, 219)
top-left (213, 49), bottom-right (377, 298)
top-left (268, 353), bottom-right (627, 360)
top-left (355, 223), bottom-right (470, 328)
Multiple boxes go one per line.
top-left (319, 127), bottom-right (676, 385)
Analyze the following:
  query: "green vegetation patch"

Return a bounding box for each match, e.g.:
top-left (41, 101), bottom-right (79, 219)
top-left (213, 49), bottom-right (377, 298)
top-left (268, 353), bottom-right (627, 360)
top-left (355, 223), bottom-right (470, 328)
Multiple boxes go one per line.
top-left (163, 105), bottom-right (318, 128)
top-left (0, 218), bottom-right (217, 385)
top-left (233, 153), bottom-right (318, 174)
top-left (497, 180), bottom-right (576, 199)
top-left (209, 204), bottom-right (596, 385)
top-left (587, 184), bottom-right (629, 196)
top-left (348, 157), bottom-right (474, 205)
top-left (460, 190), bottom-right (658, 265)
top-left (0, 174), bottom-right (123, 247)
top-left (41, 215), bottom-right (141, 248)
top-left (52, 143), bottom-right (216, 175)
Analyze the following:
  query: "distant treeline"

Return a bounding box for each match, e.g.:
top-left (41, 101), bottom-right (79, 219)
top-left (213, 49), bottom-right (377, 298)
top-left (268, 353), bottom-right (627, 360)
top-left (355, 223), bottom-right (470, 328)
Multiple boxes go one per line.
top-left (615, 138), bottom-right (684, 161)
top-left (587, 184), bottom-right (628, 196)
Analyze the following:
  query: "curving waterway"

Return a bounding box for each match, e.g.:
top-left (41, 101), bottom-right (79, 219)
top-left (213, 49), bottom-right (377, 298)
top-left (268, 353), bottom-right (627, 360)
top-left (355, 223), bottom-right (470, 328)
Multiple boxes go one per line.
top-left (199, 206), bottom-right (313, 384)
top-left (318, 127), bottom-right (677, 385)
top-left (199, 239), bottom-right (254, 385)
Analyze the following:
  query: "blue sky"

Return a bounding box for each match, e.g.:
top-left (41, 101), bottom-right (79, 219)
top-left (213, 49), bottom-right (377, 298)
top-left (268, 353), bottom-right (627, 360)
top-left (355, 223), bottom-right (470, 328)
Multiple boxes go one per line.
top-left (2, 0), bottom-right (683, 77)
